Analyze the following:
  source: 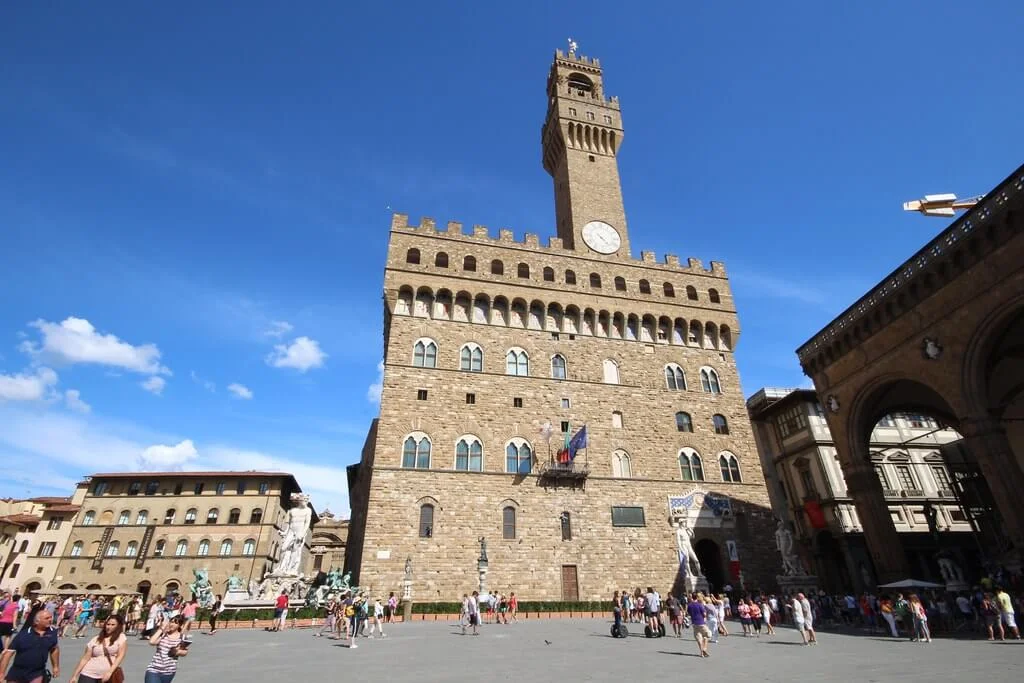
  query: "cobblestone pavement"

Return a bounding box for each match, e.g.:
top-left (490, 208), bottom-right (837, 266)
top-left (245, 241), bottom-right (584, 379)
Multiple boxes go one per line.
top-left (51, 619), bottom-right (1024, 683)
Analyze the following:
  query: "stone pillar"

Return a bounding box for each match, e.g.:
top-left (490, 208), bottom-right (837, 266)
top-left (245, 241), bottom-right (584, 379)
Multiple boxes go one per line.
top-left (960, 417), bottom-right (1024, 564)
top-left (842, 463), bottom-right (910, 583)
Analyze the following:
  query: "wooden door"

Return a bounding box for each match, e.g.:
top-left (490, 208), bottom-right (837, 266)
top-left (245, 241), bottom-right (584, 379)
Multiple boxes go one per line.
top-left (561, 564), bottom-right (579, 601)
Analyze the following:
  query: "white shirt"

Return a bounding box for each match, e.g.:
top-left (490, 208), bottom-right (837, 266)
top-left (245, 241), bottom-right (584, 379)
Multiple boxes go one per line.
top-left (374, 601), bottom-right (384, 618)
top-left (792, 598), bottom-right (804, 621)
top-left (467, 597), bottom-right (478, 615)
top-left (956, 596), bottom-right (971, 614)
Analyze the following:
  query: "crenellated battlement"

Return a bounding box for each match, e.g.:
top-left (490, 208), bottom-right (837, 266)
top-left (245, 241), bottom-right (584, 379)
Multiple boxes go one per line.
top-left (390, 213), bottom-right (726, 277)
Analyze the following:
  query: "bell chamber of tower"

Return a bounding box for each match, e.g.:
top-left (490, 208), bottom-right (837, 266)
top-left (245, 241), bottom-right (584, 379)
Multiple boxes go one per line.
top-left (541, 49), bottom-right (631, 259)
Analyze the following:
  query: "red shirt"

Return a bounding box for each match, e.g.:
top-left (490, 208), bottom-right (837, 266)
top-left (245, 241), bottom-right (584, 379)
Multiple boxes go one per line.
top-left (275, 595), bottom-right (288, 609)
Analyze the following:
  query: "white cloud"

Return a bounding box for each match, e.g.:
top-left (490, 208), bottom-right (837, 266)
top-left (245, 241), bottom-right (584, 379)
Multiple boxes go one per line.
top-left (0, 367), bottom-right (58, 401)
top-left (190, 370), bottom-right (216, 393)
top-left (265, 336), bottom-right (326, 372)
top-left (138, 439), bottom-right (199, 471)
top-left (227, 383), bottom-right (253, 400)
top-left (64, 389), bottom-right (91, 414)
top-left (140, 376), bottom-right (166, 395)
top-left (21, 317), bottom-right (171, 375)
top-left (366, 361), bottom-right (384, 403)
top-left (264, 321), bottom-right (294, 338)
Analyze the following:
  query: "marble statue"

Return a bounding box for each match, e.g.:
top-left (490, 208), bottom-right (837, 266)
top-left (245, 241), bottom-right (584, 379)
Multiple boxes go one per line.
top-left (675, 517), bottom-right (703, 577)
top-left (479, 536), bottom-right (488, 562)
top-left (247, 580), bottom-right (259, 599)
top-left (775, 520), bottom-right (804, 576)
top-left (276, 493), bottom-right (313, 576)
top-left (938, 556), bottom-right (965, 585)
top-left (189, 568), bottom-right (214, 607)
top-left (404, 557), bottom-right (412, 580)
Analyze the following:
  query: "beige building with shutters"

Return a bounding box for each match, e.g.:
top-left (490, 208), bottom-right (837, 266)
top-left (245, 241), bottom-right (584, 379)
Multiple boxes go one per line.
top-left (51, 471), bottom-right (312, 600)
top-left (345, 48), bottom-right (778, 601)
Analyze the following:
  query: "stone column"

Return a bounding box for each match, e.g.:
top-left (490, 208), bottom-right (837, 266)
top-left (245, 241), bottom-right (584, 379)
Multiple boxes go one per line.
top-left (960, 417), bottom-right (1024, 563)
top-left (841, 462), bottom-right (910, 583)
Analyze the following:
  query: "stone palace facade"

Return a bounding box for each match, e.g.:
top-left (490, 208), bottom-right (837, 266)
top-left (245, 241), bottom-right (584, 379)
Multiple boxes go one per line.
top-left (346, 49), bottom-right (777, 601)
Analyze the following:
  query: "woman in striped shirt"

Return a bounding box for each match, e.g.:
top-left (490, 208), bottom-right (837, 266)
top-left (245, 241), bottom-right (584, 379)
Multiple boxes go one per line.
top-left (145, 615), bottom-right (189, 683)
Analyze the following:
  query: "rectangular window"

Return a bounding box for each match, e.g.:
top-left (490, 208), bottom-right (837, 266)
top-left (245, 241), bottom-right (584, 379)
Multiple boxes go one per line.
top-left (799, 468), bottom-right (815, 497)
top-left (586, 111), bottom-right (595, 121)
top-left (560, 421), bottom-right (570, 434)
top-left (603, 115), bottom-right (612, 124)
top-left (874, 464), bottom-right (891, 491)
top-left (568, 107), bottom-right (577, 116)
top-left (502, 507), bottom-right (516, 540)
top-left (877, 415), bottom-right (895, 427)
top-left (776, 405), bottom-right (808, 439)
top-left (611, 506), bottom-right (646, 527)
top-left (46, 518), bottom-right (63, 531)
top-left (127, 481), bottom-right (142, 496)
top-left (949, 509), bottom-right (968, 522)
top-left (895, 465), bottom-right (916, 491)
top-left (145, 481), bottom-right (159, 496)
top-left (561, 398), bottom-right (570, 409)
top-left (92, 482), bottom-right (110, 496)
top-left (39, 542), bottom-right (56, 557)
top-left (466, 393), bottom-right (475, 405)
top-left (931, 466), bottom-right (952, 492)
top-left (551, 332), bottom-right (560, 340)
top-left (417, 389), bottom-right (428, 401)
top-left (194, 482), bottom-right (205, 495)
top-left (258, 482), bottom-right (270, 495)
top-left (560, 512), bottom-right (572, 541)
top-left (173, 482), bottom-right (183, 495)
top-left (513, 397), bottom-right (523, 408)
top-left (216, 482), bottom-right (226, 495)
top-left (237, 481), bottom-right (246, 495)
top-left (612, 411), bottom-right (623, 429)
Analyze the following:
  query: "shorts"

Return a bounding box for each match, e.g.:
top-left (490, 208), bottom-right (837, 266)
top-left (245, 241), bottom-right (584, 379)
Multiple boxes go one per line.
top-left (279, 609), bottom-right (289, 621)
top-left (469, 614), bottom-right (479, 626)
top-left (1002, 613), bottom-right (1018, 629)
top-left (741, 617), bottom-right (752, 626)
top-left (273, 608), bottom-right (283, 619)
top-left (693, 624), bottom-right (711, 640)
top-left (0, 622), bottom-right (12, 637)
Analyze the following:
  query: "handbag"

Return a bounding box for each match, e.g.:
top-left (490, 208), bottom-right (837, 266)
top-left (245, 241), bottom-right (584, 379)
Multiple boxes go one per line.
top-left (102, 643), bottom-right (125, 683)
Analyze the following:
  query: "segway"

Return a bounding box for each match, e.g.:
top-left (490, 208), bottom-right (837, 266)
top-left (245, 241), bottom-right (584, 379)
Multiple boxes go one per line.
top-left (610, 622), bottom-right (628, 638)
top-left (643, 621), bottom-right (667, 638)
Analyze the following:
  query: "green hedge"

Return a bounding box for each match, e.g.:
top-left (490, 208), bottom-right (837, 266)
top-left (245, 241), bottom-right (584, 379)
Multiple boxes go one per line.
top-left (410, 600), bottom-right (609, 614)
top-left (197, 606), bottom-right (323, 621)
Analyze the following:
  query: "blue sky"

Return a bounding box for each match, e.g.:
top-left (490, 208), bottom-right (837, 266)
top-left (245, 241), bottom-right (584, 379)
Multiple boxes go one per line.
top-left (1, 2), bottom-right (1021, 511)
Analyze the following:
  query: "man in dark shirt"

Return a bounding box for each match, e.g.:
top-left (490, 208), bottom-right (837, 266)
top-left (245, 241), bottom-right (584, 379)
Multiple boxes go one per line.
top-left (0, 609), bottom-right (60, 683)
top-left (687, 595), bottom-right (712, 658)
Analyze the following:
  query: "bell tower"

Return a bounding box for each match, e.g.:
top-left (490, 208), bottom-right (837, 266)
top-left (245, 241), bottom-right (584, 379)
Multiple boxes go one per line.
top-left (541, 46), bottom-right (630, 257)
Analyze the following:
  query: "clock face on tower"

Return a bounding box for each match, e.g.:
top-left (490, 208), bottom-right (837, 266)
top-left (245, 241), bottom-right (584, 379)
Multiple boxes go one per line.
top-left (582, 220), bottom-right (622, 254)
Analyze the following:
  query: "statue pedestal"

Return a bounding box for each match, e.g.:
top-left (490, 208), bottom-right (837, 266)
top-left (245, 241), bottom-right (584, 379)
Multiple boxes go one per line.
top-left (684, 575), bottom-right (710, 595)
top-left (225, 588), bottom-right (250, 604)
top-left (776, 574), bottom-right (819, 595)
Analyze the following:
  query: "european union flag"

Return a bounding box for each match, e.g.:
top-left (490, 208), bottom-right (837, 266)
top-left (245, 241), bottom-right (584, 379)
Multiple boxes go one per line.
top-left (568, 425), bottom-right (588, 460)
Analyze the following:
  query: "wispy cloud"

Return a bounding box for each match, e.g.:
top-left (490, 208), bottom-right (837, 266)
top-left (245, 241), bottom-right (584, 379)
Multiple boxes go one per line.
top-left (190, 370), bottom-right (216, 393)
top-left (264, 321), bottom-right (294, 339)
top-left (64, 389), bottom-right (91, 414)
top-left (227, 383), bottom-right (254, 400)
top-left (140, 376), bottom-right (166, 395)
top-left (266, 336), bottom-right (327, 372)
top-left (728, 271), bottom-right (830, 308)
top-left (366, 361), bottom-right (384, 403)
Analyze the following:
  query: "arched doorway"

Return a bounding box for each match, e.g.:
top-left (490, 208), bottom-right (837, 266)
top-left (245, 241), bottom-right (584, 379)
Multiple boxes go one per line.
top-left (86, 584), bottom-right (102, 591)
top-left (694, 539), bottom-right (726, 593)
top-left (22, 581), bottom-right (42, 597)
top-left (165, 581), bottom-right (180, 597)
top-left (137, 581), bottom-right (152, 601)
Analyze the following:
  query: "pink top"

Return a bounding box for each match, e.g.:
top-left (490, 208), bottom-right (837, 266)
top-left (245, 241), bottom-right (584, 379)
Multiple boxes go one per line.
top-left (81, 634), bottom-right (127, 679)
top-left (182, 603), bottom-right (197, 618)
top-left (0, 601), bottom-right (17, 623)
top-left (737, 603), bottom-right (751, 619)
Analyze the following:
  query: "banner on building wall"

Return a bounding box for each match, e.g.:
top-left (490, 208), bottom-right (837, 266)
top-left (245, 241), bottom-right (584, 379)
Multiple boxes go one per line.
top-left (92, 526), bottom-right (114, 570)
top-left (804, 500), bottom-right (828, 529)
top-left (135, 525), bottom-right (157, 569)
top-left (726, 540), bottom-right (741, 578)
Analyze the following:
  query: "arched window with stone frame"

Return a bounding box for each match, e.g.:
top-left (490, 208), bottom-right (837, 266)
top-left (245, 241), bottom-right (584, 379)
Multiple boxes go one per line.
top-left (435, 252), bottom-right (449, 268)
top-left (505, 438), bottom-right (533, 474)
top-left (491, 259), bottom-right (504, 275)
top-left (675, 411), bottom-right (693, 433)
top-left (505, 348), bottom-right (529, 376)
top-left (602, 359), bottom-right (619, 384)
top-left (543, 266), bottom-right (555, 282)
top-left (406, 248), bottom-right (420, 265)
top-left (565, 269), bottom-right (577, 285)
top-left (719, 452), bottom-right (742, 482)
top-left (700, 367), bottom-right (721, 394)
top-left (551, 354), bottom-right (567, 380)
top-left (502, 506), bottom-right (517, 540)
top-left (665, 363), bottom-right (686, 391)
top-left (612, 449), bottom-right (632, 478)
top-left (679, 448), bottom-right (705, 481)
top-left (460, 343), bottom-right (483, 372)
top-left (402, 432), bottom-right (432, 469)
top-left (463, 255), bottom-right (477, 272)
top-left (455, 435), bottom-right (483, 472)
top-left (712, 414), bottom-right (729, 434)
top-left (413, 338), bottom-right (438, 368)
top-left (418, 502), bottom-right (435, 538)
top-left (614, 276), bottom-right (626, 291)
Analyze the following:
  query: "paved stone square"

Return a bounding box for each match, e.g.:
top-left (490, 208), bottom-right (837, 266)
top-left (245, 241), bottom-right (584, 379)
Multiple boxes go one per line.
top-left (51, 619), bottom-right (1023, 683)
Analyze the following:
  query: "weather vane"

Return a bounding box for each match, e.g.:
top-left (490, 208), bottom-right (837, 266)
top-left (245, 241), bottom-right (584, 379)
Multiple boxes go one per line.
top-left (568, 37), bottom-right (578, 54)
